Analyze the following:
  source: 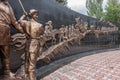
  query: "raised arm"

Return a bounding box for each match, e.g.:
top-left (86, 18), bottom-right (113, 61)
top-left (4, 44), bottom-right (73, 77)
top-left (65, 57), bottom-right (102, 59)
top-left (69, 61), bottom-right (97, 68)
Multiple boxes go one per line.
top-left (12, 20), bottom-right (24, 33)
top-left (19, 13), bottom-right (27, 21)
top-left (8, 3), bottom-right (24, 33)
top-left (18, 13), bottom-right (28, 27)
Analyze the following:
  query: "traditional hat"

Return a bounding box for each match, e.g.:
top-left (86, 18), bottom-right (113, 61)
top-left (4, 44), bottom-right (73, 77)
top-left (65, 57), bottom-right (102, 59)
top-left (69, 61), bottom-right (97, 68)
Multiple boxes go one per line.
top-left (29, 9), bottom-right (38, 16)
top-left (47, 20), bottom-right (52, 24)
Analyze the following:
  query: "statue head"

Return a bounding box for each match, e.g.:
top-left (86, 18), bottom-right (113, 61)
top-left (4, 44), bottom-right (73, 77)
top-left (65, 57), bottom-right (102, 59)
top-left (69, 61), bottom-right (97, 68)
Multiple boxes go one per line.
top-left (47, 20), bottom-right (52, 25)
top-left (84, 22), bottom-right (88, 26)
top-left (29, 9), bottom-right (39, 20)
top-left (90, 25), bottom-right (95, 30)
top-left (75, 17), bottom-right (81, 24)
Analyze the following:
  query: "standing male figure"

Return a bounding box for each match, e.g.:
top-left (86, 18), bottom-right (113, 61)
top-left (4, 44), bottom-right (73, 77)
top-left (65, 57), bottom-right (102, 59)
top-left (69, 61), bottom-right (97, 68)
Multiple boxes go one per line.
top-left (44, 22), bottom-right (51, 37)
top-left (47, 20), bottom-right (53, 32)
top-left (0, 0), bottom-right (23, 78)
top-left (44, 20), bottom-right (53, 37)
top-left (19, 9), bottom-right (43, 80)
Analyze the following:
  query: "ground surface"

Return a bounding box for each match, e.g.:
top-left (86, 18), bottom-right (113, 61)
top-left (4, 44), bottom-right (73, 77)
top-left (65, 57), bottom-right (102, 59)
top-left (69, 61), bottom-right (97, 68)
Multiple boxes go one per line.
top-left (41, 49), bottom-right (120, 80)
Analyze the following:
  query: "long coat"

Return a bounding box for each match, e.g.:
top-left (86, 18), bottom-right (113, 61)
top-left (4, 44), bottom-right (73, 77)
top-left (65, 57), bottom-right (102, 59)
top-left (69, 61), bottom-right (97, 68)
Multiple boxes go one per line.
top-left (0, 2), bottom-right (18, 45)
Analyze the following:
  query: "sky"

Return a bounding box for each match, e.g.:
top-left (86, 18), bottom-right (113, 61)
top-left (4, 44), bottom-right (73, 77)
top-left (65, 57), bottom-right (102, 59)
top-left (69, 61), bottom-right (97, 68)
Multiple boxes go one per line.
top-left (67, 0), bottom-right (108, 15)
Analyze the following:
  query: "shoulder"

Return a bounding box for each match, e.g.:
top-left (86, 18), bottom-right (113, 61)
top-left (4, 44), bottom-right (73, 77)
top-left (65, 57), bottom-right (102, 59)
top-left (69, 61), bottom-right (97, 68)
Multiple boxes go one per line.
top-left (36, 22), bottom-right (43, 27)
top-left (19, 20), bottom-right (30, 26)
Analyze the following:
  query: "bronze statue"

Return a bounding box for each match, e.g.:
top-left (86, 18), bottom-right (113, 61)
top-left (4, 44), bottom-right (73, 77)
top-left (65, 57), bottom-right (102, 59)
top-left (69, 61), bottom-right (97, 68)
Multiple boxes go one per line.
top-left (0, 0), bottom-right (23, 79)
top-left (44, 22), bottom-right (52, 37)
top-left (59, 25), bottom-right (65, 42)
top-left (9, 14), bottom-right (113, 80)
top-left (75, 17), bottom-right (85, 33)
top-left (44, 20), bottom-right (56, 45)
top-left (19, 9), bottom-right (43, 80)
top-left (47, 20), bottom-right (53, 32)
top-left (44, 20), bottom-right (53, 37)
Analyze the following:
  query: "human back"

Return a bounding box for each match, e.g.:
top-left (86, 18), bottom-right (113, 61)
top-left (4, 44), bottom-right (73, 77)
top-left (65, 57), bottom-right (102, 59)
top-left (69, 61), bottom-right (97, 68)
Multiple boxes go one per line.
top-left (28, 20), bottom-right (43, 38)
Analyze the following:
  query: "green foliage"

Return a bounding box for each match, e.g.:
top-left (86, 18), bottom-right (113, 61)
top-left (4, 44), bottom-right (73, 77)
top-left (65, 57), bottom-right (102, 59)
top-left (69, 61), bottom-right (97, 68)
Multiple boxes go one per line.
top-left (104, 0), bottom-right (120, 32)
top-left (55, 0), bottom-right (67, 6)
top-left (86, 0), bottom-right (104, 19)
top-left (104, 0), bottom-right (120, 22)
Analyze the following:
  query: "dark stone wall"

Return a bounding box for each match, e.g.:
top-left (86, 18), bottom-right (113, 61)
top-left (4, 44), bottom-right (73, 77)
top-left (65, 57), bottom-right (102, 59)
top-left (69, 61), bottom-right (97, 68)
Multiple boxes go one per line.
top-left (9, 0), bottom-right (80, 33)
top-left (9, 0), bottom-right (79, 27)
top-left (9, 0), bottom-right (103, 30)
top-left (9, 0), bottom-right (118, 34)
top-left (9, 0), bottom-right (119, 44)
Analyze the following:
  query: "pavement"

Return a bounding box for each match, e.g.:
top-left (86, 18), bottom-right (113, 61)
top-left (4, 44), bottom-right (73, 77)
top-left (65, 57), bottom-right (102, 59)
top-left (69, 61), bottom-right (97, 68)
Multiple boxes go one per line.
top-left (41, 49), bottom-right (120, 80)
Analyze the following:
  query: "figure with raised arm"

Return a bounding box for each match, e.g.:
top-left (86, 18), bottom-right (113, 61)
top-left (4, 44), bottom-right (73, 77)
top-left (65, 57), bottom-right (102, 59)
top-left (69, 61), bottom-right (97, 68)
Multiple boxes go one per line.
top-left (19, 9), bottom-right (44, 80)
top-left (0, 0), bottom-right (23, 79)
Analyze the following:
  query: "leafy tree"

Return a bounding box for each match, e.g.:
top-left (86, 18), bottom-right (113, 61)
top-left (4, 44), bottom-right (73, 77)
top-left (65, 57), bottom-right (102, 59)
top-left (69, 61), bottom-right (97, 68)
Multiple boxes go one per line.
top-left (86, 0), bottom-right (104, 19)
top-left (104, 0), bottom-right (120, 22)
top-left (55, 0), bottom-right (67, 6)
top-left (104, 0), bottom-right (120, 37)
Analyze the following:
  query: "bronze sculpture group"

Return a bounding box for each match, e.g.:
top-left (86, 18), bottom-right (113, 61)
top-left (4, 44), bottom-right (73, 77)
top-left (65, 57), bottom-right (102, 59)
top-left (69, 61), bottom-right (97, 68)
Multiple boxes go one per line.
top-left (0, 0), bottom-right (118, 80)
top-left (0, 0), bottom-right (43, 80)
